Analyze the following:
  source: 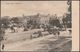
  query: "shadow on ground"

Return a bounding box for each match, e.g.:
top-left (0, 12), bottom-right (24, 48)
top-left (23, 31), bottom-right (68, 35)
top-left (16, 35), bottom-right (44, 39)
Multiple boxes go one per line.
top-left (36, 36), bottom-right (72, 52)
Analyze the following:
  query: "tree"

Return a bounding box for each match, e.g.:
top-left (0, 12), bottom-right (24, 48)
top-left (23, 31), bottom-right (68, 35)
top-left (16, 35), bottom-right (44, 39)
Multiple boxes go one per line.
top-left (0, 16), bottom-right (10, 42)
top-left (11, 17), bottom-right (19, 24)
top-left (49, 15), bottom-right (61, 28)
top-left (1, 16), bottom-right (10, 29)
top-left (62, 0), bottom-right (72, 28)
top-left (62, 0), bottom-right (72, 29)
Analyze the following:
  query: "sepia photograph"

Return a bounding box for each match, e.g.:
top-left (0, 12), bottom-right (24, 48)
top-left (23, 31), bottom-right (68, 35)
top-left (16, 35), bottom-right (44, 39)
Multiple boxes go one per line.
top-left (0, 0), bottom-right (73, 52)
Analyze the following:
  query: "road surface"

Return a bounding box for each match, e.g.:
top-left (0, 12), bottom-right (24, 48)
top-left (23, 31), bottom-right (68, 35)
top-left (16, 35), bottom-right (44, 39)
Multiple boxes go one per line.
top-left (1, 29), bottom-right (72, 51)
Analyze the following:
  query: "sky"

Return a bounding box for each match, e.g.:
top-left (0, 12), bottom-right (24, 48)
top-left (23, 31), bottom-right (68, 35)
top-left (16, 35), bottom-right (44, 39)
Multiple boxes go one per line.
top-left (1, 1), bottom-right (68, 17)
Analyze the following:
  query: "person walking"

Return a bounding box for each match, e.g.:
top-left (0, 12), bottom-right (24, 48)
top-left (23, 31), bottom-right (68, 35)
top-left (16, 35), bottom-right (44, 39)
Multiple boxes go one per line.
top-left (1, 27), bottom-right (6, 51)
top-left (2, 44), bottom-right (4, 51)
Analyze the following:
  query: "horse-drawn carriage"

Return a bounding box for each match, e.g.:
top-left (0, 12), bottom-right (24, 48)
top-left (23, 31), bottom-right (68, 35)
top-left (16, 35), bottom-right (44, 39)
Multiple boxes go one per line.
top-left (30, 26), bottom-right (60, 39)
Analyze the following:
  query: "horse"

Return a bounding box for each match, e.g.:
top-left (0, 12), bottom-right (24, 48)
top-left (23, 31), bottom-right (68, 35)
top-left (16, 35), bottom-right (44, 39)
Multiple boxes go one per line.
top-left (10, 26), bottom-right (18, 33)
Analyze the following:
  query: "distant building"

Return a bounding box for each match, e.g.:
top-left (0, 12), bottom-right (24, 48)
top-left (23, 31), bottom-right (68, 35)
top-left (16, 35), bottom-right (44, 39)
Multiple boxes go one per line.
top-left (39, 14), bottom-right (51, 25)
